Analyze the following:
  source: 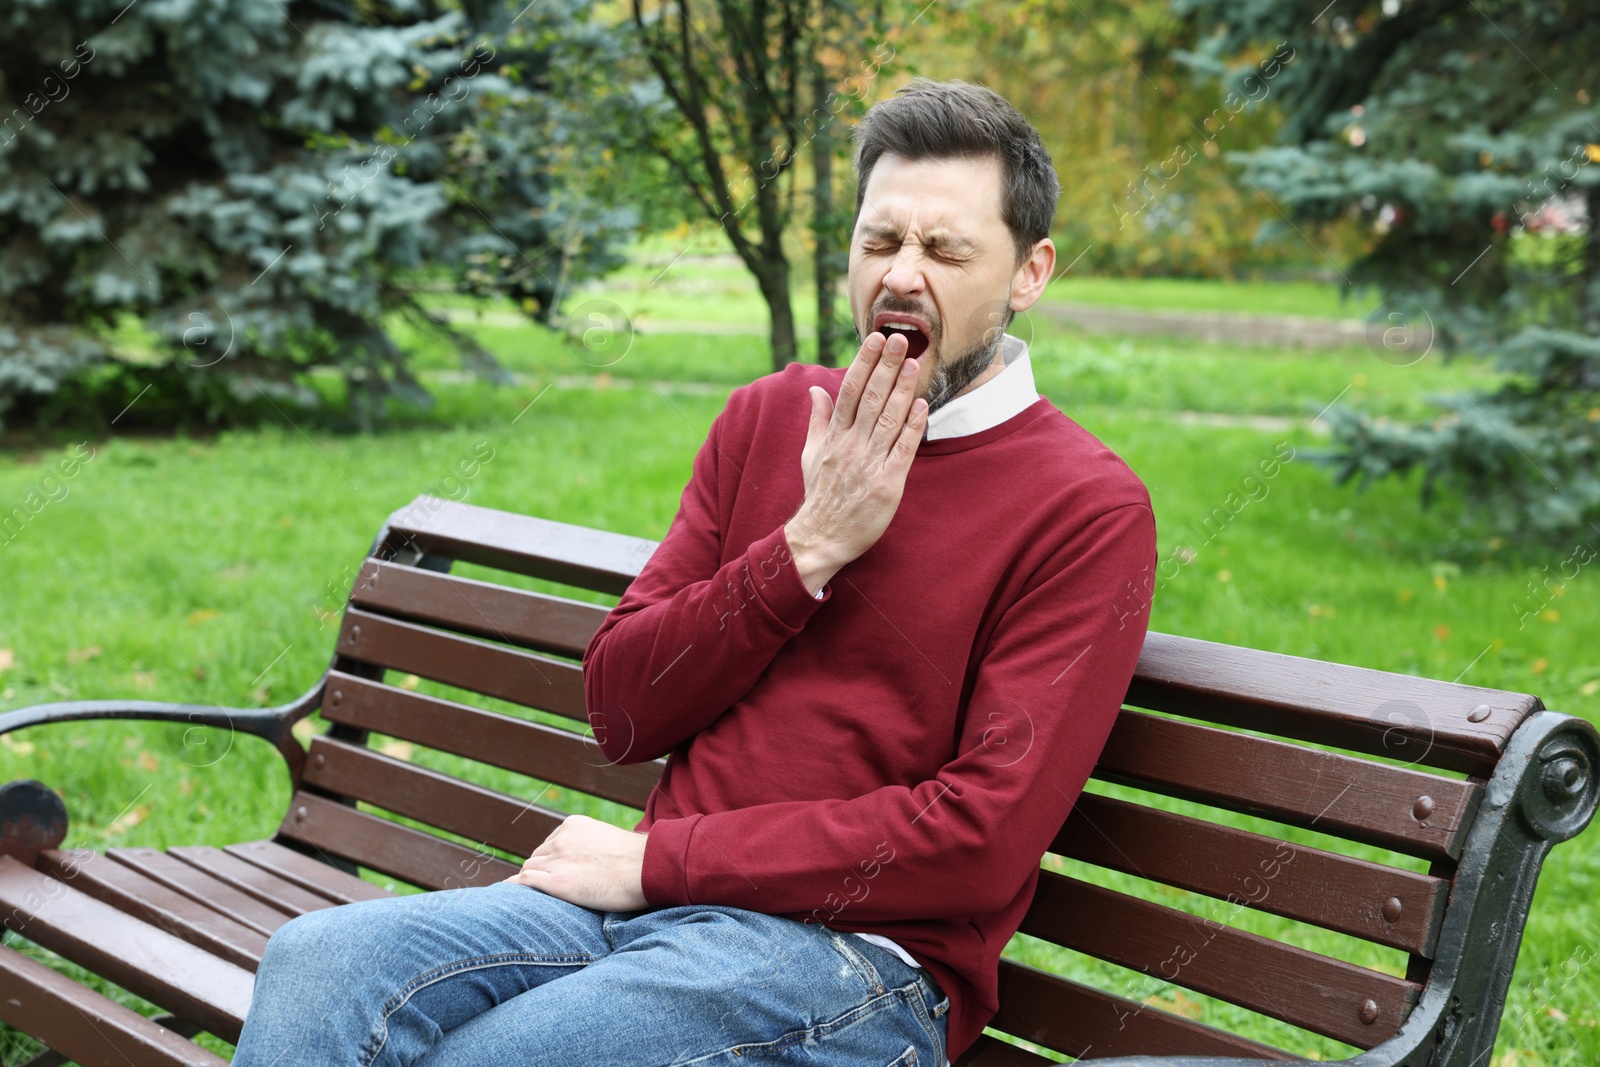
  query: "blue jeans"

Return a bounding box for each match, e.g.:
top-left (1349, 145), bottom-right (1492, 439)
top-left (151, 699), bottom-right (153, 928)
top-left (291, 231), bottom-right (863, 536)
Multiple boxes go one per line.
top-left (232, 881), bottom-right (950, 1066)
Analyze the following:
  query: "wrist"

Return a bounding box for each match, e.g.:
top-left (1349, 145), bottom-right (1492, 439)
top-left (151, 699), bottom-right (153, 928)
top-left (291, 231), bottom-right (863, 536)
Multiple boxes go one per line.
top-left (784, 518), bottom-right (840, 598)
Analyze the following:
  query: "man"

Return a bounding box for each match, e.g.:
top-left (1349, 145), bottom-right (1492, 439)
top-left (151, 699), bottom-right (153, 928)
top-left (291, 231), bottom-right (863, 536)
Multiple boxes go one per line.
top-left (233, 78), bottom-right (1155, 1067)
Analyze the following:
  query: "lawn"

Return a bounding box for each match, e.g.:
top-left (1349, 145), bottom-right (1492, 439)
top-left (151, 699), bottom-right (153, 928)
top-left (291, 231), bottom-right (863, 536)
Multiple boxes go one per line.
top-left (0, 280), bottom-right (1594, 1064)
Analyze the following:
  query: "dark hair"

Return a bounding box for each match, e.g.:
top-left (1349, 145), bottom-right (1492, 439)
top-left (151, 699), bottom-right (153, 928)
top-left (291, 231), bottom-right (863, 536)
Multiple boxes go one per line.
top-left (852, 78), bottom-right (1060, 267)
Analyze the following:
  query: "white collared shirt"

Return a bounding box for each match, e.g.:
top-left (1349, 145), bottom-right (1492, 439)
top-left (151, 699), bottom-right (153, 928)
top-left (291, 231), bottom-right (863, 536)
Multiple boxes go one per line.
top-left (923, 332), bottom-right (1040, 441)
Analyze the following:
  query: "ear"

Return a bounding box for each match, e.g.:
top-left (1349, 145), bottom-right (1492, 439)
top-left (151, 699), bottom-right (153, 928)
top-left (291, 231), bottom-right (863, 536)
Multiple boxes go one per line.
top-left (1006, 238), bottom-right (1056, 315)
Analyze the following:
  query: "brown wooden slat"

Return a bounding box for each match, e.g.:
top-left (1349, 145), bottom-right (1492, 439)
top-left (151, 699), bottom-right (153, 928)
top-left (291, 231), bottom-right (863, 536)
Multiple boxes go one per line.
top-left (107, 847), bottom-right (292, 937)
top-left (168, 845), bottom-right (340, 917)
top-left (0, 943), bottom-right (229, 1067)
top-left (321, 671), bottom-right (663, 809)
top-left (303, 736), bottom-right (566, 861)
top-left (1095, 711), bottom-right (1481, 860)
top-left (0, 855), bottom-right (253, 1044)
top-left (223, 839), bottom-right (393, 905)
top-left (1054, 793), bottom-right (1448, 955)
top-left (950, 1034), bottom-right (1056, 1067)
top-left (351, 559), bottom-right (608, 659)
top-left (384, 495), bottom-right (656, 596)
top-left (336, 608), bottom-right (586, 721)
top-left (1131, 631), bottom-right (1541, 776)
top-left (35, 849), bottom-right (268, 971)
top-left (276, 791), bottom-right (520, 891)
top-left (989, 958), bottom-right (1291, 1061)
top-left (1023, 872), bottom-right (1418, 1049)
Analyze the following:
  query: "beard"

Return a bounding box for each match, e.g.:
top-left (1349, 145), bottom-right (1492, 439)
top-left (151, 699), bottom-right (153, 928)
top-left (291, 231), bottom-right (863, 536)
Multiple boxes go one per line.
top-left (920, 331), bottom-right (1006, 416)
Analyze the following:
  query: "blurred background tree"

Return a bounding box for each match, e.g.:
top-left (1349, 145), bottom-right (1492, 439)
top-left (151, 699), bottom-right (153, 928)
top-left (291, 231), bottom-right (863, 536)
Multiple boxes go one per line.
top-left (1177, 0), bottom-right (1599, 537)
top-left (0, 0), bottom-right (633, 433)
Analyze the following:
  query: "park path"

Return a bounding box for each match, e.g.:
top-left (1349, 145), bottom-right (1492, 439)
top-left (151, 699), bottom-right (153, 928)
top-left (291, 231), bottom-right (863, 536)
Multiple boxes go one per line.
top-left (439, 301), bottom-right (1389, 350)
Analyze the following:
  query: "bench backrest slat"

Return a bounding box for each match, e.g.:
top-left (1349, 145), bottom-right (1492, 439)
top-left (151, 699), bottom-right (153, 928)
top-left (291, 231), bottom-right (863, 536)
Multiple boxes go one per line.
top-left (321, 671), bottom-right (663, 809)
top-left (335, 609), bottom-right (586, 722)
top-left (351, 561), bottom-right (605, 659)
top-left (387, 499), bottom-right (657, 596)
top-left (282, 791), bottom-right (516, 890)
top-left (301, 737), bottom-right (565, 860)
top-left (991, 960), bottom-right (1292, 1060)
top-left (1025, 872), bottom-right (1419, 1047)
top-left (1055, 793), bottom-right (1448, 956)
top-left (1096, 712), bottom-right (1480, 860)
top-left (1130, 632), bottom-right (1540, 776)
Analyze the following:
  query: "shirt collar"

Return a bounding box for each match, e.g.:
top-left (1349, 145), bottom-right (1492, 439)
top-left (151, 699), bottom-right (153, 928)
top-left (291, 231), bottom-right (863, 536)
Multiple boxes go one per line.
top-left (923, 333), bottom-right (1040, 441)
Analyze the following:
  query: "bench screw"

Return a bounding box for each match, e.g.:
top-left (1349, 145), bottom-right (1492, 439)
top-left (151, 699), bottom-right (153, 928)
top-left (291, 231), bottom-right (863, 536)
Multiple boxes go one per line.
top-left (1359, 999), bottom-right (1379, 1025)
top-left (294, 805), bottom-right (308, 822)
top-left (348, 625), bottom-right (361, 644)
top-left (1411, 795), bottom-right (1434, 821)
top-left (313, 753), bottom-right (326, 769)
top-left (330, 689), bottom-right (344, 707)
top-left (1382, 897), bottom-right (1403, 922)
top-left (1468, 704), bottom-right (1491, 723)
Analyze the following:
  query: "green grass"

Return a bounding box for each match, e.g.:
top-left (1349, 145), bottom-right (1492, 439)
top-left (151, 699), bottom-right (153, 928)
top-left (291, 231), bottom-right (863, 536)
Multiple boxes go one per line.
top-left (0, 278), bottom-right (1594, 1065)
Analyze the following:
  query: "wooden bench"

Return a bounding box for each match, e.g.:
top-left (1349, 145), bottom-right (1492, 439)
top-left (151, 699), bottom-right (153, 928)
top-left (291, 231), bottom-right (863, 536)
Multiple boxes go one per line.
top-left (1, 495), bottom-right (1595, 1066)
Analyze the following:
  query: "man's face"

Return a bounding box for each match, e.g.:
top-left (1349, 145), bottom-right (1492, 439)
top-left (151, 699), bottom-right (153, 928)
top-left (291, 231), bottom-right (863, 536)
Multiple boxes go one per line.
top-left (848, 151), bottom-right (1026, 416)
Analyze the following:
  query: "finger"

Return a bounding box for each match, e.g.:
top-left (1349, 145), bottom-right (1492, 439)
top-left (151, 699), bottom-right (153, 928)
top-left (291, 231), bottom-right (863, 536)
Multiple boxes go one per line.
top-left (851, 331), bottom-right (908, 442)
top-left (890, 395), bottom-right (929, 468)
top-left (868, 355), bottom-right (920, 458)
top-left (831, 331), bottom-right (887, 430)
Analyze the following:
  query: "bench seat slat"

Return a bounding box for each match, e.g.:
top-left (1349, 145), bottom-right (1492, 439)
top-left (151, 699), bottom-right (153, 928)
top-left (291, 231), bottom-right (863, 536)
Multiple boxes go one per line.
top-left (223, 839), bottom-right (393, 905)
top-left (0, 856), bottom-right (254, 1044)
top-left (302, 736), bottom-right (566, 860)
top-left (321, 671), bottom-right (663, 810)
top-left (990, 958), bottom-right (1292, 1061)
top-left (336, 608), bottom-right (586, 722)
top-left (33, 849), bottom-right (268, 971)
top-left (1096, 711), bottom-right (1480, 860)
top-left (275, 791), bottom-right (521, 891)
top-left (0, 943), bottom-right (229, 1067)
top-left (168, 845), bottom-right (343, 917)
top-left (107, 848), bottom-right (293, 937)
top-left (351, 559), bottom-right (607, 659)
top-left (1056, 793), bottom-right (1448, 955)
top-left (1131, 631), bottom-right (1540, 776)
top-left (386, 496), bottom-right (655, 596)
top-left (1024, 872), bottom-right (1417, 1048)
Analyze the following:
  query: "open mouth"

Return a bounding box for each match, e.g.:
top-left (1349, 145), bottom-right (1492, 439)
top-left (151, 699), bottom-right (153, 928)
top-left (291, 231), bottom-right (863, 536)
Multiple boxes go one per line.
top-left (880, 320), bottom-right (931, 362)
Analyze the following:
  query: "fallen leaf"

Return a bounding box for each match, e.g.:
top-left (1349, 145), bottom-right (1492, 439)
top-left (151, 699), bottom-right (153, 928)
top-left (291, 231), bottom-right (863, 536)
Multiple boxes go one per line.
top-left (0, 649), bottom-right (13, 674)
top-left (1581, 680), bottom-right (1600, 697)
top-left (292, 718), bottom-right (318, 744)
top-left (107, 804), bottom-right (151, 836)
top-left (1532, 658), bottom-right (1549, 675)
top-left (186, 609), bottom-right (220, 625)
top-left (137, 750), bottom-right (159, 773)
top-left (67, 645), bottom-right (103, 665)
top-left (399, 674), bottom-right (421, 691)
top-left (0, 735), bottom-right (35, 756)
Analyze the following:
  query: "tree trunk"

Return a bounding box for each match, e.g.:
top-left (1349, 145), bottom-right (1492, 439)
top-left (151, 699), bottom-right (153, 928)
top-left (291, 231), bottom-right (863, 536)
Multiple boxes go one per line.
top-left (812, 62), bottom-right (840, 368)
top-left (758, 258), bottom-right (798, 373)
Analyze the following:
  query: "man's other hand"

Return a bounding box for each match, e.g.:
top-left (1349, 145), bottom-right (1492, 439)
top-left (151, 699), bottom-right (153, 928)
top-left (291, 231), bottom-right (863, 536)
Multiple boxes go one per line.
top-left (504, 813), bottom-right (649, 912)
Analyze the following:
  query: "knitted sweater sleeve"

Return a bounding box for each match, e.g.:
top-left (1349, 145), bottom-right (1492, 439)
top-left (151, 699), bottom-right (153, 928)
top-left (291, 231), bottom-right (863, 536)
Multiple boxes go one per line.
top-left (582, 397), bottom-right (831, 766)
top-left (637, 500), bottom-right (1158, 920)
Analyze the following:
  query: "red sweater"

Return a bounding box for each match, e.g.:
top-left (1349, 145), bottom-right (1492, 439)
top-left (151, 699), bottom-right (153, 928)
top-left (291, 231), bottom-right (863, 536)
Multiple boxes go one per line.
top-left (584, 360), bottom-right (1157, 1062)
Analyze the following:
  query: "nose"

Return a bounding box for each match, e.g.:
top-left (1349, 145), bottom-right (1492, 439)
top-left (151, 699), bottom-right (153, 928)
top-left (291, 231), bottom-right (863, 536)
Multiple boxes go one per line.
top-left (880, 243), bottom-right (927, 300)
